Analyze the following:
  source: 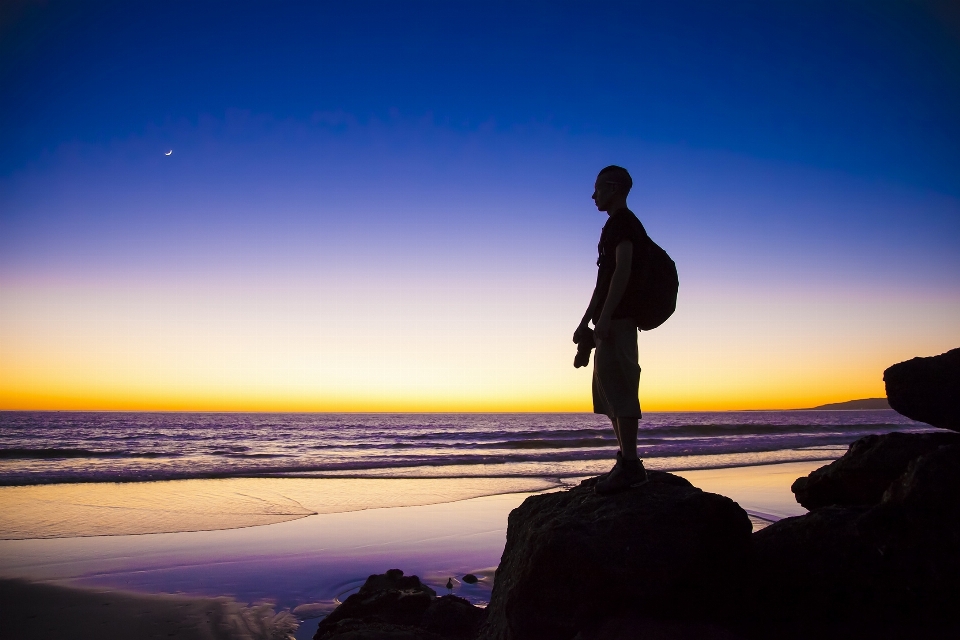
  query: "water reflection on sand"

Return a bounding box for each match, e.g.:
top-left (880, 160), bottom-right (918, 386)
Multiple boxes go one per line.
top-left (0, 476), bottom-right (557, 539)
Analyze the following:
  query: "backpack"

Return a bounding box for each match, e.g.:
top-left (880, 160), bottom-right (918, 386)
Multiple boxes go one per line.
top-left (634, 236), bottom-right (679, 331)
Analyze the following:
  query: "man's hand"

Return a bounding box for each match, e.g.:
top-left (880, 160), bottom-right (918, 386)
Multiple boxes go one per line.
top-left (573, 322), bottom-right (591, 344)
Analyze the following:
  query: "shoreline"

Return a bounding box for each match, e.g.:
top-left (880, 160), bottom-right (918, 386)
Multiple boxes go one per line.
top-left (0, 457), bottom-right (831, 540)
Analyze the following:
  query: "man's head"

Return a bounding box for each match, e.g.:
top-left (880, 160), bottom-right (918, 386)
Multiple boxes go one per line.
top-left (592, 165), bottom-right (632, 213)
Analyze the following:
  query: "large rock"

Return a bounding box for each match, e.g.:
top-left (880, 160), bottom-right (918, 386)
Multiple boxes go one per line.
top-left (422, 595), bottom-right (485, 639)
top-left (750, 506), bottom-right (878, 630)
top-left (569, 616), bottom-right (744, 640)
top-left (884, 347), bottom-right (960, 431)
top-left (791, 431), bottom-right (959, 509)
top-left (754, 442), bottom-right (960, 637)
top-left (314, 570), bottom-right (484, 640)
top-left (478, 471), bottom-right (752, 640)
top-left (881, 442), bottom-right (960, 508)
top-left (315, 620), bottom-right (445, 640)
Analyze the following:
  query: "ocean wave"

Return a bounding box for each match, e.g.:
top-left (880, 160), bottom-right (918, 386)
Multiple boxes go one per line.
top-left (0, 440), bottom-right (853, 485)
top-left (222, 453), bottom-right (290, 458)
top-left (0, 448), bottom-right (177, 459)
top-left (0, 447), bottom-right (847, 486)
top-left (0, 410), bottom-right (933, 486)
top-left (481, 438), bottom-right (616, 449)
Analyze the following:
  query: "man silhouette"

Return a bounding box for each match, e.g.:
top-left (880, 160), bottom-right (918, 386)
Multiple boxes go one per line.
top-left (574, 166), bottom-right (648, 495)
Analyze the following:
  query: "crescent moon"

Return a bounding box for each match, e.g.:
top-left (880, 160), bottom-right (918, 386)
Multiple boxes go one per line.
top-left (165, 150), bottom-right (173, 156)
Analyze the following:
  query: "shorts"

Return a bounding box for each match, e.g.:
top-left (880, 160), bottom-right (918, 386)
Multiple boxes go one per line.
top-left (592, 318), bottom-right (641, 419)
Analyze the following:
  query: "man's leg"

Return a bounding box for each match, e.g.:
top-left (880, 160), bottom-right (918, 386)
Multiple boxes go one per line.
top-left (617, 417), bottom-right (639, 461)
top-left (594, 319), bottom-right (645, 494)
top-left (596, 417), bottom-right (646, 494)
top-left (594, 320), bottom-right (641, 425)
top-left (610, 417), bottom-right (622, 453)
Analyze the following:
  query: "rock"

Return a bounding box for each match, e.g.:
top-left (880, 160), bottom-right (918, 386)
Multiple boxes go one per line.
top-left (421, 595), bottom-right (486, 639)
top-left (866, 442), bottom-right (960, 554)
top-left (571, 616), bottom-right (745, 640)
top-left (478, 471), bottom-right (752, 640)
top-left (752, 511), bottom-right (960, 637)
top-left (753, 443), bottom-right (960, 637)
top-left (881, 442), bottom-right (960, 509)
top-left (360, 569), bottom-right (436, 597)
top-left (461, 574), bottom-right (478, 584)
top-left (884, 347), bottom-right (960, 431)
top-left (314, 620), bottom-right (445, 640)
top-left (314, 570), bottom-right (435, 637)
top-left (313, 570), bottom-right (484, 640)
top-left (861, 443), bottom-right (960, 622)
top-left (791, 431), bottom-right (959, 509)
top-left (750, 506), bottom-right (878, 626)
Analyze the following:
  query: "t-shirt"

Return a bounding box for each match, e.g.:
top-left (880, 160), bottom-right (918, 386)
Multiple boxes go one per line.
top-left (592, 208), bottom-right (649, 322)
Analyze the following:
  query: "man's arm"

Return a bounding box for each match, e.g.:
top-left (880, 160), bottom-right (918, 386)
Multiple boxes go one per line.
top-left (594, 240), bottom-right (633, 340)
top-left (574, 285), bottom-right (603, 343)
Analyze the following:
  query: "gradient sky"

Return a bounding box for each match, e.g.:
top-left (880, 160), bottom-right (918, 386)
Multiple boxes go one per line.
top-left (1, 0), bottom-right (958, 411)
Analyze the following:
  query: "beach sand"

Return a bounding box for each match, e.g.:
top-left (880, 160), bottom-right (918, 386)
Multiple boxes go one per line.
top-left (0, 477), bottom-right (559, 539)
top-left (0, 461), bottom-right (824, 639)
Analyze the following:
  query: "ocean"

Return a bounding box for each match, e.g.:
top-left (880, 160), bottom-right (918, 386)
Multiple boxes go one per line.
top-left (0, 410), bottom-right (929, 485)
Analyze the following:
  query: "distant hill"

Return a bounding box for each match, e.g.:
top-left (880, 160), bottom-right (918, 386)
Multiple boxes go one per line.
top-left (805, 398), bottom-right (891, 410)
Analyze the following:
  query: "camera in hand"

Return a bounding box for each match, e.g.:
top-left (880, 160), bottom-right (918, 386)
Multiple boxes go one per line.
top-left (573, 327), bottom-right (596, 368)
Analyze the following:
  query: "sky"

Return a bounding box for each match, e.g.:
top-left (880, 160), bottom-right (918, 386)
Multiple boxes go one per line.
top-left (1, 0), bottom-right (958, 411)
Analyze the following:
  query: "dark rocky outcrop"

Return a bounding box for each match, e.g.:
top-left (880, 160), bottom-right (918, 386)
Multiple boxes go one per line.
top-left (571, 616), bottom-right (748, 640)
top-left (884, 347), bottom-right (960, 431)
top-left (314, 570), bottom-right (485, 640)
top-left (791, 431), bottom-right (959, 509)
top-left (478, 471), bottom-right (752, 640)
top-left (753, 434), bottom-right (960, 638)
top-left (315, 620), bottom-right (445, 640)
top-left (422, 595), bottom-right (485, 638)
top-left (750, 506), bottom-right (879, 628)
top-left (881, 441), bottom-right (960, 507)
top-left (476, 430), bottom-right (959, 639)
top-left (315, 362), bottom-right (960, 640)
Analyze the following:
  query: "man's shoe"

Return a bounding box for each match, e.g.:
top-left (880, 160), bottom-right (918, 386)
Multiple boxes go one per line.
top-left (595, 458), bottom-right (648, 496)
top-left (598, 451), bottom-right (622, 481)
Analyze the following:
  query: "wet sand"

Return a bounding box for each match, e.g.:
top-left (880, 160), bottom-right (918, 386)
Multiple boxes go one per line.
top-left (0, 476), bottom-right (559, 539)
top-left (0, 489), bottom-right (538, 639)
top-left (0, 461), bottom-right (824, 640)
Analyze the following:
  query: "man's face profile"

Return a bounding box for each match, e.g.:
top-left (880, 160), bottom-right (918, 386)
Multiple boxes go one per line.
top-left (592, 176), bottom-right (617, 212)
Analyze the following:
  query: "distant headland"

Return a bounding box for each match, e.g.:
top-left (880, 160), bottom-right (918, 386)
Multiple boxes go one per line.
top-left (801, 398), bottom-right (890, 410)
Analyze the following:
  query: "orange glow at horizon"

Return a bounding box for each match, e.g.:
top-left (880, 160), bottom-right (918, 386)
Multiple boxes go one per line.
top-left (1, 276), bottom-right (957, 412)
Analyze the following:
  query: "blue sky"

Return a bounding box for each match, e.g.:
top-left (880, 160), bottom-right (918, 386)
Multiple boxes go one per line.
top-left (1, 1), bottom-right (958, 410)
top-left (4, 1), bottom-right (959, 186)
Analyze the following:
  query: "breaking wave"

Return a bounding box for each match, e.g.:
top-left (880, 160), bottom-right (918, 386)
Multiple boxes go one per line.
top-left (0, 410), bottom-right (932, 485)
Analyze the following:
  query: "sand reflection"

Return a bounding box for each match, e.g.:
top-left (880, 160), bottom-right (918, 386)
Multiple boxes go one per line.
top-left (0, 477), bottom-right (558, 539)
